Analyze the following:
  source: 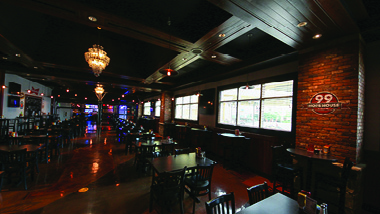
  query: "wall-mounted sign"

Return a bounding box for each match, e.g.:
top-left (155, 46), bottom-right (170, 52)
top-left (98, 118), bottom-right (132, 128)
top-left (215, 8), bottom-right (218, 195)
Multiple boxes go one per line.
top-left (302, 92), bottom-right (349, 115)
top-left (31, 86), bottom-right (39, 95)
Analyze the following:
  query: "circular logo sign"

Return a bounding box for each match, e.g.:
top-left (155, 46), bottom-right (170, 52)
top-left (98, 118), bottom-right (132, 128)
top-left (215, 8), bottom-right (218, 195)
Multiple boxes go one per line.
top-left (308, 92), bottom-right (340, 115)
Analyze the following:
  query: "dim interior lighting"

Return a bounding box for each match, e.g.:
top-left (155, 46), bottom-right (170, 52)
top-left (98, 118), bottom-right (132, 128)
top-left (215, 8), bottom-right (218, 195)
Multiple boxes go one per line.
top-left (58, 95), bottom-right (60, 97)
top-left (95, 84), bottom-right (106, 101)
top-left (66, 89), bottom-right (69, 92)
top-left (27, 89), bottom-right (31, 93)
top-left (75, 94), bottom-right (77, 96)
top-left (51, 96), bottom-right (54, 98)
top-left (88, 16), bottom-right (97, 22)
top-left (172, 98), bottom-right (174, 101)
top-left (85, 44), bottom-right (110, 77)
top-left (219, 33), bottom-right (226, 37)
top-left (122, 94), bottom-right (124, 98)
top-left (112, 99), bottom-right (114, 101)
top-left (15, 53), bottom-right (20, 57)
top-left (78, 187), bottom-right (89, 192)
top-left (297, 22), bottom-right (308, 27)
top-left (132, 100), bottom-right (134, 102)
top-left (313, 34), bottom-right (322, 39)
top-left (40, 93), bottom-right (44, 96)
top-left (85, 97), bottom-right (87, 100)
top-left (159, 17), bottom-right (178, 77)
top-left (2, 85), bottom-right (6, 89)
top-left (118, 98), bottom-right (120, 100)
top-left (211, 55), bottom-right (216, 58)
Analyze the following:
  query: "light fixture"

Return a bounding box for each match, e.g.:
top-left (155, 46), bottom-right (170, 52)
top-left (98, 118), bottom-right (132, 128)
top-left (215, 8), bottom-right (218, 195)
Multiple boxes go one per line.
top-left (2, 85), bottom-right (6, 89)
top-left (240, 72), bottom-right (255, 90)
top-left (313, 34), bottom-right (322, 39)
top-left (40, 93), bottom-right (44, 96)
top-left (219, 33), bottom-right (226, 37)
top-left (88, 16), bottom-right (97, 22)
top-left (66, 89), bottom-right (69, 92)
top-left (27, 89), bottom-right (31, 93)
top-left (159, 17), bottom-right (178, 76)
top-left (85, 44), bottom-right (110, 77)
top-left (297, 22), bottom-right (307, 27)
top-left (94, 84), bottom-right (107, 101)
top-left (51, 96), bottom-right (54, 98)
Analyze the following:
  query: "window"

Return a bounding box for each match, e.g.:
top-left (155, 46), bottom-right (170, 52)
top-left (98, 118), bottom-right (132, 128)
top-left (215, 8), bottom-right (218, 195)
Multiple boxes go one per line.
top-left (175, 95), bottom-right (198, 120)
top-left (155, 100), bottom-right (161, 117)
top-left (218, 80), bottom-right (293, 132)
top-left (143, 102), bottom-right (151, 116)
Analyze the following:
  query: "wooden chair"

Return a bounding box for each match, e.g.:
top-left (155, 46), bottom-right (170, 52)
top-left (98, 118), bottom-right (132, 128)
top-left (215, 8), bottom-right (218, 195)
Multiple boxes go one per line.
top-left (184, 163), bottom-right (215, 214)
top-left (313, 157), bottom-right (353, 214)
top-left (134, 144), bottom-right (156, 173)
top-left (271, 145), bottom-right (303, 198)
top-left (149, 167), bottom-right (187, 214)
top-left (205, 192), bottom-right (235, 214)
top-left (246, 181), bottom-right (269, 206)
top-left (0, 149), bottom-right (32, 190)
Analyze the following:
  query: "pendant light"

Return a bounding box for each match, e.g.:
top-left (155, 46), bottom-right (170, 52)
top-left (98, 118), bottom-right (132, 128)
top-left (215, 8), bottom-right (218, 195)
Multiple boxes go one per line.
top-left (159, 17), bottom-right (178, 76)
top-left (240, 73), bottom-right (254, 90)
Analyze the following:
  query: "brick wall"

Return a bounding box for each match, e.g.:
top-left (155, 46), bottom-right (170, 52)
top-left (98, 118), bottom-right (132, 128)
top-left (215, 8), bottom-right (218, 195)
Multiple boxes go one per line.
top-left (296, 38), bottom-right (363, 163)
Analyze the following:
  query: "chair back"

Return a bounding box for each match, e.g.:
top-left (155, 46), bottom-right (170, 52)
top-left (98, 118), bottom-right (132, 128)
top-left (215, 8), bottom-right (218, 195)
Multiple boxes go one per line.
top-left (157, 143), bottom-right (175, 157)
top-left (193, 164), bottom-right (214, 184)
top-left (247, 181), bottom-right (269, 205)
top-left (136, 144), bottom-right (156, 159)
top-left (151, 166), bottom-right (187, 198)
top-left (0, 149), bottom-right (27, 167)
top-left (205, 192), bottom-right (235, 214)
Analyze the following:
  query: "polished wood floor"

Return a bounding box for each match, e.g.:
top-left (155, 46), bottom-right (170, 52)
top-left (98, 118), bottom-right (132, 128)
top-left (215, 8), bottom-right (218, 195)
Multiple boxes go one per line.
top-left (0, 121), bottom-right (271, 214)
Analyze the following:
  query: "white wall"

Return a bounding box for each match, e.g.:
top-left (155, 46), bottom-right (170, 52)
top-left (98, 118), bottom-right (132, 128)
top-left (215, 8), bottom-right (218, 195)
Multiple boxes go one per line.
top-left (57, 102), bottom-right (72, 121)
top-left (2, 74), bottom-right (52, 119)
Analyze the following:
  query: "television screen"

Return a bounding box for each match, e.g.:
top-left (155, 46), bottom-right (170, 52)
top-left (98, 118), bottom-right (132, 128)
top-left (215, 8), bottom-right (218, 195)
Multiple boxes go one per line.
top-left (8, 82), bottom-right (21, 95)
top-left (8, 96), bottom-right (20, 107)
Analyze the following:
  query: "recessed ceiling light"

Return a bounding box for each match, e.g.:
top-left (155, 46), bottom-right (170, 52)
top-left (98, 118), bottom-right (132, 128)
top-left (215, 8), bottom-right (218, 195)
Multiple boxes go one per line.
top-left (313, 34), bottom-right (322, 39)
top-left (211, 55), bottom-right (216, 59)
top-left (219, 33), bottom-right (226, 37)
top-left (88, 16), bottom-right (97, 22)
top-left (15, 54), bottom-right (20, 57)
top-left (297, 22), bottom-right (308, 27)
top-left (34, 66), bottom-right (38, 69)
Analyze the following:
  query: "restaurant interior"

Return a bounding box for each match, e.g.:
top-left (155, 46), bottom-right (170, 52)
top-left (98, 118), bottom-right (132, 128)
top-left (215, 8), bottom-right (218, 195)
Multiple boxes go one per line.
top-left (0, 0), bottom-right (380, 213)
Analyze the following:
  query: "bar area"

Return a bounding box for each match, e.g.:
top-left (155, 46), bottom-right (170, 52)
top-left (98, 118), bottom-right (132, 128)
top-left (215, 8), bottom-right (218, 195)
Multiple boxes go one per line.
top-left (0, 0), bottom-right (379, 214)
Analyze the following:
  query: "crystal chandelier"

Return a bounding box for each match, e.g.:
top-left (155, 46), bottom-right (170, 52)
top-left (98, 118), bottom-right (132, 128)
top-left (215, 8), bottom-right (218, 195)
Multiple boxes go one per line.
top-left (94, 84), bottom-right (107, 101)
top-left (84, 44), bottom-right (110, 77)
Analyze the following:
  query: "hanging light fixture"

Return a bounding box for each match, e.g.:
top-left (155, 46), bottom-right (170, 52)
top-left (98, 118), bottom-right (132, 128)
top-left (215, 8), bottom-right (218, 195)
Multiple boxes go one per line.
top-left (95, 84), bottom-right (107, 101)
top-left (85, 44), bottom-right (110, 77)
top-left (240, 72), bottom-right (255, 90)
top-left (159, 17), bottom-right (178, 76)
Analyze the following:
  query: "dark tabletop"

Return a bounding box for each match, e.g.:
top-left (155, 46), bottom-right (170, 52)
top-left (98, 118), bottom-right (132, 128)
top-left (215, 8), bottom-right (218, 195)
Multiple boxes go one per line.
top-left (236, 193), bottom-right (300, 214)
top-left (148, 152), bottom-right (215, 173)
top-left (0, 144), bottom-right (44, 152)
top-left (287, 148), bottom-right (337, 162)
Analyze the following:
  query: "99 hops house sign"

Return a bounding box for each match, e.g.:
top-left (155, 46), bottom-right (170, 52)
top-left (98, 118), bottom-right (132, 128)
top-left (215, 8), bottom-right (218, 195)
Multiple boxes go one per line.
top-left (302, 92), bottom-right (349, 115)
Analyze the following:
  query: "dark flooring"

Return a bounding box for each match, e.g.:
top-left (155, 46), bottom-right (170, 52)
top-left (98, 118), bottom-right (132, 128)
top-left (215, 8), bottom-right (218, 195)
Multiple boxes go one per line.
top-left (0, 123), bottom-right (271, 214)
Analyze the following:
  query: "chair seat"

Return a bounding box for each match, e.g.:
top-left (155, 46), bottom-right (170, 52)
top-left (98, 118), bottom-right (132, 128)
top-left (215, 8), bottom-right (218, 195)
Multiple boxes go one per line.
top-left (185, 176), bottom-right (210, 188)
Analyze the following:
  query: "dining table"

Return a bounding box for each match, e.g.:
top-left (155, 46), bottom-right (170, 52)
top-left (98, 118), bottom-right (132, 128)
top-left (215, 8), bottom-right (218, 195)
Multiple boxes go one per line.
top-left (0, 144), bottom-right (45, 173)
top-left (287, 148), bottom-right (337, 191)
top-left (236, 193), bottom-right (300, 214)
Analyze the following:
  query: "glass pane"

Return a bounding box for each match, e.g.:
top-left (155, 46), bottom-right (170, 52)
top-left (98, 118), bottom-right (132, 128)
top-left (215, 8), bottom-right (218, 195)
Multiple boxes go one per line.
top-left (220, 88), bottom-right (237, 101)
top-left (238, 84), bottom-right (261, 100)
top-left (183, 105), bottom-right (190, 119)
top-left (144, 102), bottom-right (150, 108)
top-left (190, 104), bottom-right (198, 120)
top-left (175, 97), bottom-right (182, 104)
top-left (261, 98), bottom-right (292, 131)
top-left (155, 106), bottom-right (160, 117)
top-left (262, 80), bottom-right (293, 98)
top-left (175, 105), bottom-right (182, 119)
top-left (143, 107), bottom-right (150, 115)
top-left (218, 101), bottom-right (237, 125)
top-left (155, 101), bottom-right (161, 107)
top-left (183, 96), bottom-right (190, 104)
top-left (190, 95), bottom-right (198, 103)
top-left (237, 100), bottom-right (260, 128)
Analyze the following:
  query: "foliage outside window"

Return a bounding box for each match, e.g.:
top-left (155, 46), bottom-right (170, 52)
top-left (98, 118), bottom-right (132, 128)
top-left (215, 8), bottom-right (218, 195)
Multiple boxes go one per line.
top-left (175, 95), bottom-right (198, 121)
top-left (218, 80), bottom-right (293, 132)
top-left (143, 102), bottom-right (151, 116)
top-left (155, 100), bottom-right (161, 117)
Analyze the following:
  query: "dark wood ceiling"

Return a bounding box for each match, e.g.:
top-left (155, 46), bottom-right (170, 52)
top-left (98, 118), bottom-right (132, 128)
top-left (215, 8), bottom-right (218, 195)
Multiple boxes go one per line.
top-left (0, 0), bottom-right (379, 104)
